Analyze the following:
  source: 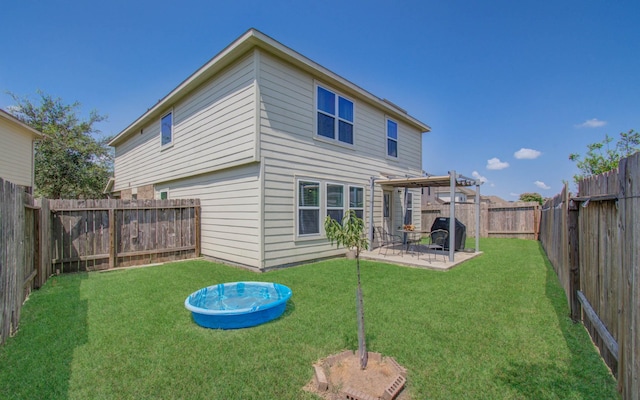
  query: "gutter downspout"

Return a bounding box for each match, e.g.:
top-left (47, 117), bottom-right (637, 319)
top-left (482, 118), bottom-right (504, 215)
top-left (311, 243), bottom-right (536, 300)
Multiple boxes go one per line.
top-left (369, 177), bottom-right (375, 246)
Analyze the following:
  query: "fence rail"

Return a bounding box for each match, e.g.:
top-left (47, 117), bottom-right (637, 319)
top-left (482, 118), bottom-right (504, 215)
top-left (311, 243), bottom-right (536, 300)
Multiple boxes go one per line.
top-left (0, 182), bottom-right (201, 346)
top-left (539, 152), bottom-right (640, 399)
top-left (422, 202), bottom-right (540, 239)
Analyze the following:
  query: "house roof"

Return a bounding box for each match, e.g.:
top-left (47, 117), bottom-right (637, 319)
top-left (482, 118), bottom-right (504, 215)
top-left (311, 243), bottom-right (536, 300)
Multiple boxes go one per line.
top-left (0, 109), bottom-right (43, 139)
top-left (109, 28), bottom-right (431, 147)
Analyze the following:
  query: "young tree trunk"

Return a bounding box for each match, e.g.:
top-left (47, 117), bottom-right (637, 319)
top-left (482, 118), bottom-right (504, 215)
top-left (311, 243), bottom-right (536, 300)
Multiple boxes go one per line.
top-left (356, 256), bottom-right (368, 369)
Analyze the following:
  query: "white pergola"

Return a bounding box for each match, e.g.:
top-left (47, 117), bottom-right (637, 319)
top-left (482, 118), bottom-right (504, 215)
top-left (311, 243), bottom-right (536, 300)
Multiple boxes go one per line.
top-left (369, 171), bottom-right (481, 262)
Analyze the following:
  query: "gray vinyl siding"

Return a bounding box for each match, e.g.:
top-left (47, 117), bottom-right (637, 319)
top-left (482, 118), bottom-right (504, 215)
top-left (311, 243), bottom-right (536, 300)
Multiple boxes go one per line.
top-left (258, 52), bottom-right (423, 268)
top-left (112, 44), bottom-right (425, 270)
top-left (162, 163), bottom-right (262, 269)
top-left (113, 53), bottom-right (257, 192)
top-left (0, 118), bottom-right (34, 188)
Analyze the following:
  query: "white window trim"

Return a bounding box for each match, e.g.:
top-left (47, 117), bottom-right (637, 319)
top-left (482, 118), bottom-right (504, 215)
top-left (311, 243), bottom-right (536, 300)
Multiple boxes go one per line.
top-left (386, 117), bottom-right (398, 159)
top-left (326, 182), bottom-right (345, 223)
top-left (296, 179), bottom-right (321, 238)
top-left (314, 83), bottom-right (355, 147)
top-left (383, 192), bottom-right (391, 218)
top-left (156, 187), bottom-right (170, 200)
top-left (348, 185), bottom-right (365, 219)
top-left (295, 178), bottom-right (367, 241)
top-left (405, 192), bottom-right (413, 225)
top-left (160, 109), bottom-right (174, 149)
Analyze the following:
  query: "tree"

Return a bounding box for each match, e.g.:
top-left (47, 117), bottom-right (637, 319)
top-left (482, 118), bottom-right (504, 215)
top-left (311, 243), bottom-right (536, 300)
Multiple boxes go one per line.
top-left (8, 91), bottom-right (113, 198)
top-left (519, 192), bottom-right (544, 205)
top-left (569, 129), bottom-right (640, 184)
top-left (324, 211), bottom-right (370, 369)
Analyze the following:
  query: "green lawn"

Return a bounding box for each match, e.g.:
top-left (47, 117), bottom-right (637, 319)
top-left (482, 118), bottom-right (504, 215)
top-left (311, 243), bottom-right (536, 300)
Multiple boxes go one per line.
top-left (0, 239), bottom-right (618, 399)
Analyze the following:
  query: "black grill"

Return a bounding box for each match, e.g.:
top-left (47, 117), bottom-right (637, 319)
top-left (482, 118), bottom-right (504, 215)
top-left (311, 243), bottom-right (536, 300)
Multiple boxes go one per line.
top-left (430, 217), bottom-right (466, 251)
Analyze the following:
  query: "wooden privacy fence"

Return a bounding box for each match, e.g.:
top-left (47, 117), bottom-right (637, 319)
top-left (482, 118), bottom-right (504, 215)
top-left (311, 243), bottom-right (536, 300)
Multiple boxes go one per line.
top-left (0, 178), bottom-right (49, 345)
top-left (0, 187), bottom-right (201, 346)
top-left (50, 199), bottom-right (201, 272)
top-left (539, 152), bottom-right (640, 399)
top-left (422, 202), bottom-right (540, 239)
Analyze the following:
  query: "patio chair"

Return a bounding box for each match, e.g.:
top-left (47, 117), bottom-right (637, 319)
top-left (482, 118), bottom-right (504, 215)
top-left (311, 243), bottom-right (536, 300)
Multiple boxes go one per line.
top-left (374, 226), bottom-right (403, 256)
top-left (406, 231), bottom-right (423, 258)
top-left (425, 229), bottom-right (448, 262)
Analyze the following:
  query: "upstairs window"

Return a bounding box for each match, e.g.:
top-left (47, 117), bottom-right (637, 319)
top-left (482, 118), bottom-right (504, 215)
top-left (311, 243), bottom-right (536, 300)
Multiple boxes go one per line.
top-left (387, 119), bottom-right (398, 157)
top-left (161, 111), bottom-right (173, 146)
top-left (317, 86), bottom-right (354, 145)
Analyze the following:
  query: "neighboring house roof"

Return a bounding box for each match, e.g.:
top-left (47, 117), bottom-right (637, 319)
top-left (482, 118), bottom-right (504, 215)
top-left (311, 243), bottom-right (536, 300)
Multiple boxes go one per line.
top-left (484, 195), bottom-right (511, 205)
top-left (109, 28), bottom-right (431, 147)
top-left (0, 108), bottom-right (43, 139)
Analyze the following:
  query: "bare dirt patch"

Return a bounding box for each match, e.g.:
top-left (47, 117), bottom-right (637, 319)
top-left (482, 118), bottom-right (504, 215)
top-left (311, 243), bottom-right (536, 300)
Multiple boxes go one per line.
top-left (304, 351), bottom-right (409, 400)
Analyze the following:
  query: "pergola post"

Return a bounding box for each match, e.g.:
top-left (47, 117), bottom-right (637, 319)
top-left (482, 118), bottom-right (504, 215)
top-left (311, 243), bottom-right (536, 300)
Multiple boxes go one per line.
top-left (475, 182), bottom-right (480, 252)
top-left (449, 171), bottom-right (456, 262)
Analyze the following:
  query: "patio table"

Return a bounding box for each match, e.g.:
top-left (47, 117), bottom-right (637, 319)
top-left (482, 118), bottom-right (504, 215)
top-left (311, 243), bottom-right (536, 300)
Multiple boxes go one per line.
top-left (400, 229), bottom-right (427, 255)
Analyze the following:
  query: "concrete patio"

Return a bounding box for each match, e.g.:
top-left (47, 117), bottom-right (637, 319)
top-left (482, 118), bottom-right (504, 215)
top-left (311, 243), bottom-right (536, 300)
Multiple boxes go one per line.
top-left (360, 244), bottom-right (482, 271)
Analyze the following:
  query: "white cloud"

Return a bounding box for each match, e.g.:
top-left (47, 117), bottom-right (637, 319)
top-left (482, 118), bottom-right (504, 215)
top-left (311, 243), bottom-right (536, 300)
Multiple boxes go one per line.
top-left (534, 181), bottom-right (551, 190)
top-left (486, 157), bottom-right (509, 170)
top-left (576, 118), bottom-right (607, 128)
top-left (514, 148), bottom-right (541, 159)
top-left (471, 171), bottom-right (487, 183)
top-left (509, 192), bottom-right (520, 197)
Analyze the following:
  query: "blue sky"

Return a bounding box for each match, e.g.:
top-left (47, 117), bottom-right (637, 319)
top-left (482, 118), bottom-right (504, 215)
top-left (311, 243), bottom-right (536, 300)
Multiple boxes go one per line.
top-left (1, 1), bottom-right (638, 200)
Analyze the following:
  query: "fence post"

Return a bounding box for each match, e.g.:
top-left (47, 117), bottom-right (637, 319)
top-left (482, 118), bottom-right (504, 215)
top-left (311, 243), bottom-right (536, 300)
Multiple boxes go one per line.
top-left (533, 204), bottom-right (540, 241)
top-left (109, 208), bottom-right (116, 268)
top-left (568, 198), bottom-right (581, 322)
top-left (194, 202), bottom-right (201, 257)
top-left (37, 199), bottom-right (50, 287)
top-left (32, 197), bottom-right (41, 291)
top-left (616, 153), bottom-right (639, 397)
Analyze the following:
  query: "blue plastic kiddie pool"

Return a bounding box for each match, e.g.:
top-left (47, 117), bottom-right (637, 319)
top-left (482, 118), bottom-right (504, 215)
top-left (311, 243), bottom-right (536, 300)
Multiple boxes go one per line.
top-left (184, 281), bottom-right (292, 329)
